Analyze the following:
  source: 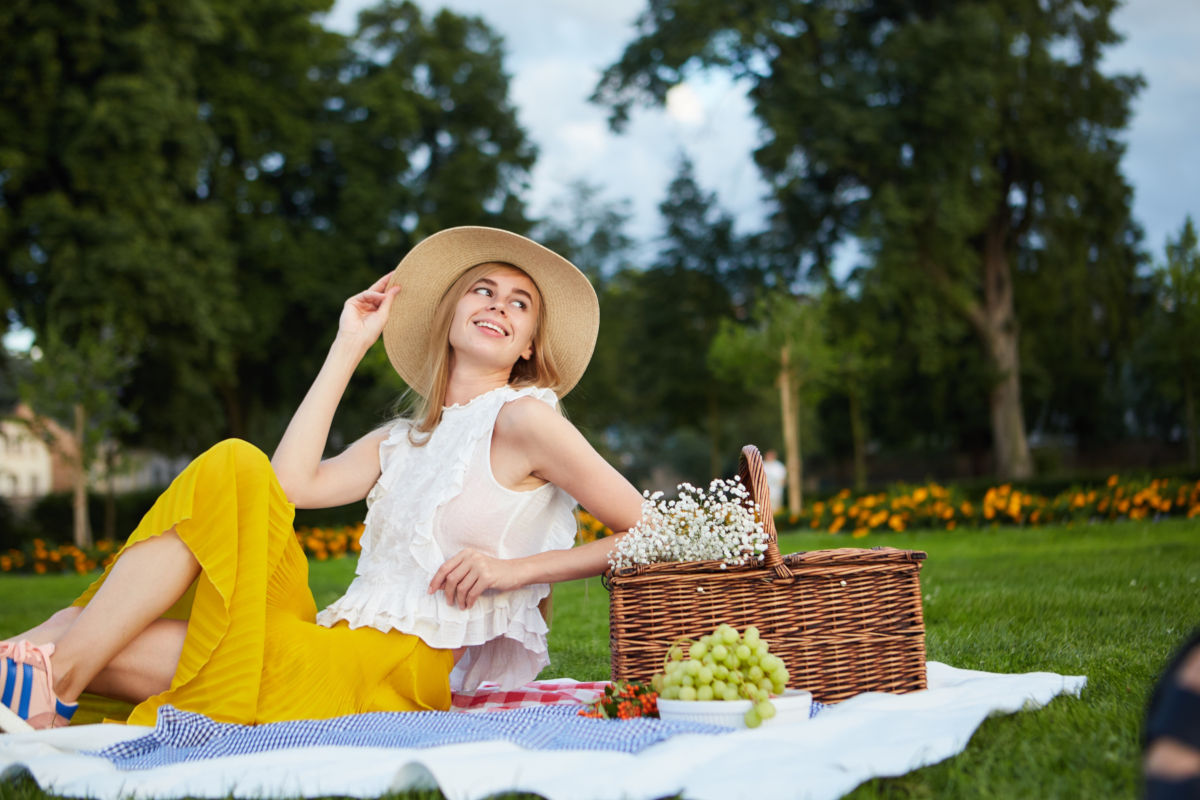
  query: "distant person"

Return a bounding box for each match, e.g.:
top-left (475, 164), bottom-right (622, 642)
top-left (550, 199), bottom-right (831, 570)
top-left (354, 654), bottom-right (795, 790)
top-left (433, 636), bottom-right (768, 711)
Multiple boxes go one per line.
top-left (763, 449), bottom-right (786, 511)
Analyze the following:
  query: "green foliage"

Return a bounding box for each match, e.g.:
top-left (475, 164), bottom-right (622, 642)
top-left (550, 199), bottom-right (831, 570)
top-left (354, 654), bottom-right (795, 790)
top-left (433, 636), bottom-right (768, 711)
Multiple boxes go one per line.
top-left (710, 290), bottom-right (831, 393)
top-left (616, 159), bottom-right (748, 477)
top-left (10, 485), bottom-right (164, 547)
top-left (532, 181), bottom-right (639, 447)
top-left (0, 0), bottom-right (241, 452)
top-left (1, 0), bottom-right (536, 455)
top-left (595, 0), bottom-right (1145, 478)
top-left (1133, 217), bottom-right (1200, 466)
top-left (18, 325), bottom-right (136, 465)
top-left (0, 495), bottom-right (16, 550)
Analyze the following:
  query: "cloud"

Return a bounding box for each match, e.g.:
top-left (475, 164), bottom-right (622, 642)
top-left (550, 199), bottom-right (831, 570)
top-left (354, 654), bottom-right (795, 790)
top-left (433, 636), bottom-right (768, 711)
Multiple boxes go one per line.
top-left (666, 84), bottom-right (705, 127)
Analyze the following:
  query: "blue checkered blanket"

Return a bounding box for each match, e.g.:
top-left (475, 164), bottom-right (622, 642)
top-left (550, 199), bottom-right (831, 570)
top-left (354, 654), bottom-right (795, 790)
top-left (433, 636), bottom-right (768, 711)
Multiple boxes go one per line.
top-left (89, 705), bottom-right (738, 770)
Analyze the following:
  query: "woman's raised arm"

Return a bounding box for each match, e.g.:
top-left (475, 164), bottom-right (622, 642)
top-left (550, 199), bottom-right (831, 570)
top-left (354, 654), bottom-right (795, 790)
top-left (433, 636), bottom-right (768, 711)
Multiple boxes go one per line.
top-left (271, 273), bottom-right (400, 509)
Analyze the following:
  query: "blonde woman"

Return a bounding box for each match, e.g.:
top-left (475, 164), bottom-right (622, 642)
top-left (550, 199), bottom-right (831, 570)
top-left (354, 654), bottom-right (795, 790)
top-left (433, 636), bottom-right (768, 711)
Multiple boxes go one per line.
top-left (1, 227), bottom-right (644, 732)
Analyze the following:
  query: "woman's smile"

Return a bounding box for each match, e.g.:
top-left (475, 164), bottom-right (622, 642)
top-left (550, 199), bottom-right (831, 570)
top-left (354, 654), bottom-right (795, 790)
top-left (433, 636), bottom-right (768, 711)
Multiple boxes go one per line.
top-left (449, 265), bottom-right (539, 365)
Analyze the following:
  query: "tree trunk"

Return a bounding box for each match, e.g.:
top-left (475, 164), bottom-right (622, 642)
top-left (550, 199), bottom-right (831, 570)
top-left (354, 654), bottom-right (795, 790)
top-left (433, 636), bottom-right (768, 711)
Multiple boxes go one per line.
top-left (778, 344), bottom-right (803, 514)
top-left (220, 381), bottom-right (247, 440)
top-left (707, 387), bottom-right (722, 479)
top-left (73, 403), bottom-right (93, 548)
top-left (848, 385), bottom-right (867, 491)
top-left (104, 447), bottom-right (118, 541)
top-left (1185, 371), bottom-right (1197, 469)
top-left (968, 219), bottom-right (1034, 481)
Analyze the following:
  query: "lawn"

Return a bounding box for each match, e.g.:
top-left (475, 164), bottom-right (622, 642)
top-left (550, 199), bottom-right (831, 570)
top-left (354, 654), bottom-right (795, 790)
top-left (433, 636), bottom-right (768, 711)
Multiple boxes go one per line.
top-left (1, 519), bottom-right (1197, 799)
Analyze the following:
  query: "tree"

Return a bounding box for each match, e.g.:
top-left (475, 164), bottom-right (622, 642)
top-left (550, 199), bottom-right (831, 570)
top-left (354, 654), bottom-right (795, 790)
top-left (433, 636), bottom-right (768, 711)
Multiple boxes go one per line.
top-left (710, 291), bottom-right (830, 513)
top-left (532, 181), bottom-right (639, 447)
top-left (3, 0), bottom-right (538, 455)
top-left (154, 0), bottom-right (537, 448)
top-left (1141, 217), bottom-right (1200, 468)
top-left (1, 0), bottom-right (241, 454)
top-left (820, 284), bottom-right (882, 491)
top-left (594, 0), bottom-right (1144, 479)
top-left (19, 324), bottom-right (136, 547)
top-left (624, 158), bottom-right (745, 478)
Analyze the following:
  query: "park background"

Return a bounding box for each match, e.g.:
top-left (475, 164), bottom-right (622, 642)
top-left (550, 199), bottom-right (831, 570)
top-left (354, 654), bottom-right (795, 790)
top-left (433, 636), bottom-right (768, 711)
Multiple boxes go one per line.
top-left (1, 3), bottom-right (1199, 798)
top-left (2, 0), bottom-right (1198, 549)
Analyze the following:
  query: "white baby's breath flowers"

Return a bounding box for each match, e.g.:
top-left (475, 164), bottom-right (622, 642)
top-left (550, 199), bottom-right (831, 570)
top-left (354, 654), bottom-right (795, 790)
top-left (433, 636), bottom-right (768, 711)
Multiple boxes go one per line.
top-left (609, 477), bottom-right (769, 570)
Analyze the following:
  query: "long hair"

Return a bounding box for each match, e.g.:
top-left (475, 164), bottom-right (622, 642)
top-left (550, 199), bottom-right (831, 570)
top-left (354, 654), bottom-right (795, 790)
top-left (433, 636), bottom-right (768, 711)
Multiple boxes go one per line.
top-left (406, 262), bottom-right (564, 445)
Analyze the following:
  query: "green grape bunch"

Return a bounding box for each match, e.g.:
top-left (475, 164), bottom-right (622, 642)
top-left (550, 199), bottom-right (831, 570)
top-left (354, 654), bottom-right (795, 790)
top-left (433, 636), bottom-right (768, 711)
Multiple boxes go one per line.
top-left (652, 624), bottom-right (790, 728)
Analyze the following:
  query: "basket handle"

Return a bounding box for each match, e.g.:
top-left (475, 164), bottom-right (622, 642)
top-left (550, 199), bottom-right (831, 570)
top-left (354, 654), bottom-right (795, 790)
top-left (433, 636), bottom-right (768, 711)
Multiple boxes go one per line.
top-left (737, 445), bottom-right (792, 579)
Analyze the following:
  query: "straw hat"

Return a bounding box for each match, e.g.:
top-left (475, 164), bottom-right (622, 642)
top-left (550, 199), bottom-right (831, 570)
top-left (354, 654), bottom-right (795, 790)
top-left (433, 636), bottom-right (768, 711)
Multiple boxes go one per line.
top-left (382, 226), bottom-right (599, 398)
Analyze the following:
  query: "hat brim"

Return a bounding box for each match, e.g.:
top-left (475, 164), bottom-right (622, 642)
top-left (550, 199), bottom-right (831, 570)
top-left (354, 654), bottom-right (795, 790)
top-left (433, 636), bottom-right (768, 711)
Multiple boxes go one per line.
top-left (382, 226), bottom-right (599, 399)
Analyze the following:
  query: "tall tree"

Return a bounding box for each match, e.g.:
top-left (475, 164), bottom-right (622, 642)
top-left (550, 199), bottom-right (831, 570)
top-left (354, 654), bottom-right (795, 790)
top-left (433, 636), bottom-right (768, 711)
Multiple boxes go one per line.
top-left (19, 323), bottom-right (136, 547)
top-left (532, 181), bottom-right (638, 445)
top-left (1140, 217), bottom-right (1200, 468)
top-left (3, 0), bottom-right (538, 455)
top-left (182, 0), bottom-right (537, 448)
top-left (710, 290), bottom-right (831, 513)
top-left (595, 0), bottom-right (1143, 479)
top-left (1, 0), bottom-right (240, 453)
top-left (626, 158), bottom-right (744, 478)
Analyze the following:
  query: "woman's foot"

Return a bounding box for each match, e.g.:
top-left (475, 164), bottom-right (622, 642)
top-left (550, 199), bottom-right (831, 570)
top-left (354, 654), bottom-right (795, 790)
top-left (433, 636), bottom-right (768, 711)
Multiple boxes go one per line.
top-left (0, 641), bottom-right (78, 732)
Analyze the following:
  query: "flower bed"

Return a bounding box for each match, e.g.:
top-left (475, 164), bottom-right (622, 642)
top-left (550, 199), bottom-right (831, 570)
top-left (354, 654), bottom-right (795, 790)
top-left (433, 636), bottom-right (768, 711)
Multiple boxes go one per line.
top-left (4, 477), bottom-right (1194, 575)
top-left (0, 525), bottom-right (366, 575)
top-left (790, 475), bottom-right (1200, 536)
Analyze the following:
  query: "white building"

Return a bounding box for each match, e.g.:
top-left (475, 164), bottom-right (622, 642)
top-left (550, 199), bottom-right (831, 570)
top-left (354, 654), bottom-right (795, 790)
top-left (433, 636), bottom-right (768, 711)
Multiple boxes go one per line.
top-left (0, 404), bottom-right (78, 510)
top-left (1, 404), bottom-right (188, 510)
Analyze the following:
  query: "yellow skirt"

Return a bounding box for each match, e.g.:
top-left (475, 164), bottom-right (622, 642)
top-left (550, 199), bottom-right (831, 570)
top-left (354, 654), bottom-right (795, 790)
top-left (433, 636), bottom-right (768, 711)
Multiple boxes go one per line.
top-left (72, 439), bottom-right (453, 727)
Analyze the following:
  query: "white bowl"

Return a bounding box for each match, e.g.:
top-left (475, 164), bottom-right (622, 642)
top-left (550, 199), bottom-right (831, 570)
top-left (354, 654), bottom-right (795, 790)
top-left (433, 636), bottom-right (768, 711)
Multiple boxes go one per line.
top-left (657, 689), bottom-right (813, 729)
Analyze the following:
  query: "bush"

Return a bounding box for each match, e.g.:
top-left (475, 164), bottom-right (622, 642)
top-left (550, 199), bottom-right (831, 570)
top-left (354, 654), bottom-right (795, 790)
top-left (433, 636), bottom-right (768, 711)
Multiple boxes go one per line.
top-left (20, 487), bottom-right (168, 545)
top-left (0, 495), bottom-right (18, 550)
top-left (294, 502), bottom-right (368, 530)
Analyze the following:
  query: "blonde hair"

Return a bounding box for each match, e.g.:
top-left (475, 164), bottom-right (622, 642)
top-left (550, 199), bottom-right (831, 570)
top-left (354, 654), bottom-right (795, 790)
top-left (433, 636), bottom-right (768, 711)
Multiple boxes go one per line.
top-left (406, 262), bottom-right (564, 444)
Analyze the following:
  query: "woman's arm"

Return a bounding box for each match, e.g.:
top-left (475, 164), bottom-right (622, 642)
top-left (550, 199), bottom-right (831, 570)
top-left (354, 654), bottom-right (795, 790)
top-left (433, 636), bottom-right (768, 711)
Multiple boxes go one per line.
top-left (428, 398), bottom-right (645, 607)
top-left (272, 273), bottom-right (400, 509)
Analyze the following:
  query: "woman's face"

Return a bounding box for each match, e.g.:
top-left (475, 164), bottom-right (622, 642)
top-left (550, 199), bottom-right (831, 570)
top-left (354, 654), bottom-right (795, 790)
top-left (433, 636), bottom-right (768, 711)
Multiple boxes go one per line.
top-left (447, 264), bottom-right (541, 372)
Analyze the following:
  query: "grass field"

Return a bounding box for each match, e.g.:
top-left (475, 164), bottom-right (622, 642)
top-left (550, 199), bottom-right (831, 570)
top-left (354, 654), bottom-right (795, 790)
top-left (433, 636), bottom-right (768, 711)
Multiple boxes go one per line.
top-left (1, 519), bottom-right (1197, 799)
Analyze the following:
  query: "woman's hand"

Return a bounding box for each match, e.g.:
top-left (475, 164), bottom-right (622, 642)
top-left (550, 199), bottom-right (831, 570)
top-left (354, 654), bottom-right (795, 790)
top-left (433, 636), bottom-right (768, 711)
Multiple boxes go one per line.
top-left (428, 548), bottom-right (526, 609)
top-left (338, 271), bottom-right (400, 349)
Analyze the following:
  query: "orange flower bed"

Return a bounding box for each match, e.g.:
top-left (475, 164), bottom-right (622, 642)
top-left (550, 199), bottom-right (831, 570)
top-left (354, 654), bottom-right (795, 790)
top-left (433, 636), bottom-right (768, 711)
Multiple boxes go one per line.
top-left (786, 475), bottom-right (1200, 537)
top-left (5, 476), bottom-right (1194, 573)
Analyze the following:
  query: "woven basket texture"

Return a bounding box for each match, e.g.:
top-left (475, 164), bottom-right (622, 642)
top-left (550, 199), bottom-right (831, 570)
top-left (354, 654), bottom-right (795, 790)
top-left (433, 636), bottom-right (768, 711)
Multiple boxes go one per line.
top-left (605, 445), bottom-right (928, 704)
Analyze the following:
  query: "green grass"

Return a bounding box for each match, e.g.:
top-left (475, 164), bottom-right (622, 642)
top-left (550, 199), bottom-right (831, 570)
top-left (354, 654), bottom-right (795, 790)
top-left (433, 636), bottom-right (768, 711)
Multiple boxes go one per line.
top-left (2, 519), bottom-right (1197, 799)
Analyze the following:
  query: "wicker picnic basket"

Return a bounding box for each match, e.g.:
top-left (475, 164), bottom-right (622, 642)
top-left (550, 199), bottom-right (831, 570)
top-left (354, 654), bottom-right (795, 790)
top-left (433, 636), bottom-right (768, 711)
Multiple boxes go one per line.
top-left (604, 445), bottom-right (928, 704)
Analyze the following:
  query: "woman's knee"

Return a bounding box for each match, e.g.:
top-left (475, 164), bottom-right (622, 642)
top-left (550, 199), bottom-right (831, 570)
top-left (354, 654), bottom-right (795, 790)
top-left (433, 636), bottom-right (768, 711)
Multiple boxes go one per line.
top-left (205, 438), bottom-right (270, 466)
top-left (199, 439), bottom-right (276, 484)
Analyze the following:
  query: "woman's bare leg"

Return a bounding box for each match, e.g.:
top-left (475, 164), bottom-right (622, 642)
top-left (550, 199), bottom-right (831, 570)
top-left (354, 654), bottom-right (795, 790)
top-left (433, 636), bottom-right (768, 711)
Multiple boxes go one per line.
top-left (9, 606), bottom-right (186, 704)
top-left (43, 528), bottom-right (200, 703)
top-left (4, 607), bottom-right (77, 646)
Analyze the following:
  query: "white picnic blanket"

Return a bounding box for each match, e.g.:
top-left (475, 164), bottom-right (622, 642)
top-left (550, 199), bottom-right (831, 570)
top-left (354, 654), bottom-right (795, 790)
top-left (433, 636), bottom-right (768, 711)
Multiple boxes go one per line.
top-left (0, 662), bottom-right (1086, 800)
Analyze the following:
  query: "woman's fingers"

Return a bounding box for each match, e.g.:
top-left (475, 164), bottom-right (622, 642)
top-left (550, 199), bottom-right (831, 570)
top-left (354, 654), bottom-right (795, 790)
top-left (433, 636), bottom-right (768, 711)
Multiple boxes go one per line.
top-left (429, 550), bottom-right (500, 609)
top-left (368, 270), bottom-right (395, 293)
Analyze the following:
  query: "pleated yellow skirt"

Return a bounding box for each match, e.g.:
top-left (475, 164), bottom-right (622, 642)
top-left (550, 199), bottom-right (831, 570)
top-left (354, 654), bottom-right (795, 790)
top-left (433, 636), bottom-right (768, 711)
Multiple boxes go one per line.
top-left (72, 439), bottom-right (453, 727)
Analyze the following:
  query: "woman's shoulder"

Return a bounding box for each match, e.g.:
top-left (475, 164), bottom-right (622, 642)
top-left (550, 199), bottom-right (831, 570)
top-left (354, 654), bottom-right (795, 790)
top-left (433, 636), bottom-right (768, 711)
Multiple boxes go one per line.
top-left (493, 390), bottom-right (565, 441)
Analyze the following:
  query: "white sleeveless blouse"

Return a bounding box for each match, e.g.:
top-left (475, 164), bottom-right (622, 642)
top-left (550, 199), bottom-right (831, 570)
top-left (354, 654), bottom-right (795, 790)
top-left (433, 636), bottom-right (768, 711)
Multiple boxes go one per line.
top-left (315, 385), bottom-right (579, 690)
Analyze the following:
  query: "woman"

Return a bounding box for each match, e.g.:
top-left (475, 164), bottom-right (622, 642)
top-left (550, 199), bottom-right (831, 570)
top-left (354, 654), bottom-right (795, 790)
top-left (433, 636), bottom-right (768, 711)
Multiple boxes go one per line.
top-left (0, 226), bottom-right (644, 732)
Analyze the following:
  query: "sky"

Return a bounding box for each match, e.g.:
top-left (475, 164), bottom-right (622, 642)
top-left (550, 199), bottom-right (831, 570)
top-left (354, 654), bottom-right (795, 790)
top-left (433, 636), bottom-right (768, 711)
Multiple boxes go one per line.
top-left (325, 0), bottom-right (1200, 267)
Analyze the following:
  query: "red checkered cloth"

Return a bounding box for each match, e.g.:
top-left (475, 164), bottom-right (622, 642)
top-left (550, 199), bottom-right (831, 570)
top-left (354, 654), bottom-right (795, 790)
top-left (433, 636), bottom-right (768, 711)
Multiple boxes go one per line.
top-left (450, 679), bottom-right (609, 713)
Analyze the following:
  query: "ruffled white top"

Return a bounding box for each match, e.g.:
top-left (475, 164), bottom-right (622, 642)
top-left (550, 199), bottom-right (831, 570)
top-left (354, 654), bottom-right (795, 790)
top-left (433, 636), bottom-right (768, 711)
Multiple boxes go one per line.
top-left (315, 385), bottom-right (579, 690)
